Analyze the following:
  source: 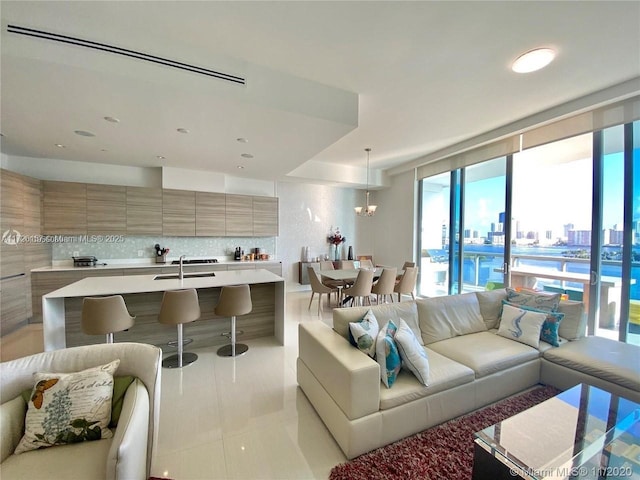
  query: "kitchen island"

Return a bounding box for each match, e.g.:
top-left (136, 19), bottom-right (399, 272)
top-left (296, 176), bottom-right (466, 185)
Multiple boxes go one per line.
top-left (43, 269), bottom-right (285, 351)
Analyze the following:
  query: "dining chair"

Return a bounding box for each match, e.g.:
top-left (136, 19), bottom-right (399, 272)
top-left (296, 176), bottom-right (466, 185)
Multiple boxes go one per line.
top-left (359, 258), bottom-right (374, 270)
top-left (371, 267), bottom-right (397, 304)
top-left (394, 266), bottom-right (418, 302)
top-left (319, 261), bottom-right (343, 301)
top-left (339, 260), bottom-right (355, 269)
top-left (308, 267), bottom-right (338, 315)
top-left (397, 260), bottom-right (417, 280)
top-left (343, 268), bottom-right (375, 307)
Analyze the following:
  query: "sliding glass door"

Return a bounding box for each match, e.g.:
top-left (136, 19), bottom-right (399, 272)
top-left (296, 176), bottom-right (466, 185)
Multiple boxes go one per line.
top-left (417, 120), bottom-right (638, 344)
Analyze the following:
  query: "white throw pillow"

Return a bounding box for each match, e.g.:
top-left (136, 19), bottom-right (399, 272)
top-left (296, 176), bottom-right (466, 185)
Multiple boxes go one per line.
top-left (395, 319), bottom-right (430, 386)
top-left (349, 309), bottom-right (379, 357)
top-left (497, 303), bottom-right (547, 348)
top-left (14, 360), bottom-right (120, 454)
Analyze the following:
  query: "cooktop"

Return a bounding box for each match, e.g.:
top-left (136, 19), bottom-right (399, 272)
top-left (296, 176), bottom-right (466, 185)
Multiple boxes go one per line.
top-left (171, 259), bottom-right (219, 264)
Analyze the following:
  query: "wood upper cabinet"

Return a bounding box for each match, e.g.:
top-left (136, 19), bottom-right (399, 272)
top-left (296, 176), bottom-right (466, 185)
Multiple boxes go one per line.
top-left (163, 189), bottom-right (195, 236)
top-left (87, 184), bottom-right (126, 234)
top-left (196, 192), bottom-right (225, 236)
top-left (43, 181), bottom-right (87, 234)
top-left (22, 176), bottom-right (42, 235)
top-left (225, 194), bottom-right (253, 236)
top-left (252, 196), bottom-right (279, 236)
top-left (1, 170), bottom-right (25, 278)
top-left (126, 187), bottom-right (162, 235)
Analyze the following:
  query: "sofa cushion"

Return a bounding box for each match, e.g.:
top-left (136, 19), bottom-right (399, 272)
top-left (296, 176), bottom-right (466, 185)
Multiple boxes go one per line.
top-left (497, 303), bottom-right (548, 348)
top-left (428, 331), bottom-right (540, 378)
top-left (476, 289), bottom-right (508, 329)
top-left (557, 300), bottom-right (586, 340)
top-left (15, 360), bottom-right (119, 454)
top-left (543, 336), bottom-right (640, 392)
top-left (334, 302), bottom-right (422, 345)
top-left (501, 301), bottom-right (564, 347)
top-left (417, 292), bottom-right (486, 345)
top-left (506, 287), bottom-right (561, 311)
top-left (379, 348), bottom-right (475, 410)
top-left (395, 319), bottom-right (430, 385)
top-left (2, 437), bottom-right (113, 480)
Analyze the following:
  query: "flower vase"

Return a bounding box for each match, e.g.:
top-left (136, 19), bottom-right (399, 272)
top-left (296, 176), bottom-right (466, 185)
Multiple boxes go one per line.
top-left (335, 244), bottom-right (341, 261)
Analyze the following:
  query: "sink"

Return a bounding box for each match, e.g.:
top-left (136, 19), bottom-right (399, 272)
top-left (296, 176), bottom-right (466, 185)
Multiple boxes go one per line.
top-left (153, 272), bottom-right (216, 280)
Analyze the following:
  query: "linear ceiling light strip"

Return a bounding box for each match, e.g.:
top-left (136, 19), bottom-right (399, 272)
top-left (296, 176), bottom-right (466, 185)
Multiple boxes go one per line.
top-left (7, 24), bottom-right (246, 85)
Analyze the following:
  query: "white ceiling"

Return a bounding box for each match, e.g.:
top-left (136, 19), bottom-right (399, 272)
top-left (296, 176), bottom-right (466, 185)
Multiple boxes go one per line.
top-left (1, 1), bottom-right (639, 188)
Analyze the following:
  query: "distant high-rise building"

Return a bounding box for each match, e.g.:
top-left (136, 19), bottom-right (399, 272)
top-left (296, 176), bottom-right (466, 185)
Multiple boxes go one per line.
top-left (568, 230), bottom-right (591, 246)
top-left (564, 223), bottom-right (574, 238)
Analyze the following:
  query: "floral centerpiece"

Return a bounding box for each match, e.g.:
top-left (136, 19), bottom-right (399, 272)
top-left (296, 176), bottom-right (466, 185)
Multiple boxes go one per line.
top-left (327, 227), bottom-right (346, 261)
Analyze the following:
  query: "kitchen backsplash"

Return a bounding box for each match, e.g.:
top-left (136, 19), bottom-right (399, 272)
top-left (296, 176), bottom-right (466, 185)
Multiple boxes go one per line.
top-left (52, 235), bottom-right (276, 261)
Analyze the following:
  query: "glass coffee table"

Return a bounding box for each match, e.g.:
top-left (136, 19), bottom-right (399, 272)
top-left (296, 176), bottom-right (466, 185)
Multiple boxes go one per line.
top-left (473, 384), bottom-right (640, 479)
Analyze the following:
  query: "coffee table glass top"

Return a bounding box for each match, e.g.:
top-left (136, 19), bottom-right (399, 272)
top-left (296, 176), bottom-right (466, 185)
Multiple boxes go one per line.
top-left (474, 384), bottom-right (640, 479)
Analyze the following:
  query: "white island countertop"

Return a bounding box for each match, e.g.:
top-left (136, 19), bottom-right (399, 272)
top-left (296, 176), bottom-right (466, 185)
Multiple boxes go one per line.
top-left (43, 269), bottom-right (285, 351)
top-left (45, 268), bottom-right (284, 299)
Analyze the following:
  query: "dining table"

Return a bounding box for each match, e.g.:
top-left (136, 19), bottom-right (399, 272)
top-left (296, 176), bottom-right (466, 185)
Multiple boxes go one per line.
top-left (318, 267), bottom-right (386, 307)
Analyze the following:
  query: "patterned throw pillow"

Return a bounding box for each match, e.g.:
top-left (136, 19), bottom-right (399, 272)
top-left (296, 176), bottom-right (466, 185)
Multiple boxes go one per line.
top-left (348, 310), bottom-right (380, 357)
top-left (395, 319), bottom-right (430, 386)
top-left (376, 320), bottom-right (402, 388)
top-left (14, 360), bottom-right (120, 454)
top-left (506, 287), bottom-right (561, 312)
top-left (497, 303), bottom-right (547, 348)
top-left (502, 301), bottom-right (564, 347)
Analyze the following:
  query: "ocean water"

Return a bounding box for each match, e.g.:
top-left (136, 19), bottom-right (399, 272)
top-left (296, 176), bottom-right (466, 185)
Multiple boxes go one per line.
top-left (427, 244), bottom-right (639, 300)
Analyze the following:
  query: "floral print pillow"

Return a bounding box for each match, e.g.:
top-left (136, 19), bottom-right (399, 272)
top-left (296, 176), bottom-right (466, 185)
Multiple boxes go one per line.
top-left (14, 360), bottom-right (120, 454)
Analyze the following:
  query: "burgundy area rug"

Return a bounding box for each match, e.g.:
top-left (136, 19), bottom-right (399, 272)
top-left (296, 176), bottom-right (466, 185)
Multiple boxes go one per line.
top-left (329, 385), bottom-right (560, 480)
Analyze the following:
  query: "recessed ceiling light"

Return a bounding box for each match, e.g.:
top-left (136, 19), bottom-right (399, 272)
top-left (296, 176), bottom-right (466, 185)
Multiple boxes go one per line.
top-left (74, 130), bottom-right (95, 137)
top-left (103, 116), bottom-right (120, 123)
top-left (177, 128), bottom-right (189, 134)
top-left (156, 155), bottom-right (166, 160)
top-left (55, 143), bottom-right (65, 148)
top-left (237, 165), bottom-right (245, 169)
top-left (511, 48), bottom-right (556, 73)
top-left (236, 137), bottom-right (248, 143)
top-left (241, 153), bottom-right (254, 159)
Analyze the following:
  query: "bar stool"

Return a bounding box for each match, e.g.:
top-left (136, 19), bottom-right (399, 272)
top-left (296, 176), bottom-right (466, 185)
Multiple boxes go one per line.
top-left (158, 289), bottom-right (201, 368)
top-left (215, 284), bottom-right (252, 357)
top-left (81, 295), bottom-right (135, 344)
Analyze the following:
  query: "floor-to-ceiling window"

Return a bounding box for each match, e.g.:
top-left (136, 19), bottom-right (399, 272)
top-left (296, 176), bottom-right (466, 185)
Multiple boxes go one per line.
top-left (417, 172), bottom-right (451, 297)
top-left (461, 157), bottom-right (507, 293)
top-left (417, 119), bottom-right (638, 344)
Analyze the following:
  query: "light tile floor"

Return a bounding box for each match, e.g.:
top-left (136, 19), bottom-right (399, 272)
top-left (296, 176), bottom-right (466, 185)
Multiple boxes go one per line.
top-left (0, 289), bottom-right (347, 479)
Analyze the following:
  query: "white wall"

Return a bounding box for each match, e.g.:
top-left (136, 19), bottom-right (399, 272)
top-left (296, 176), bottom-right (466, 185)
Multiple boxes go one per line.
top-left (368, 169), bottom-right (417, 269)
top-left (276, 181), bottom-right (360, 286)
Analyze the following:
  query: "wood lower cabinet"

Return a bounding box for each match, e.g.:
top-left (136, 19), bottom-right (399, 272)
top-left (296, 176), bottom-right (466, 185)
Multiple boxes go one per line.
top-left (1, 275), bottom-right (27, 335)
top-left (87, 184), bottom-right (126, 234)
top-left (163, 189), bottom-right (196, 236)
top-left (43, 181), bottom-right (87, 234)
top-left (196, 192), bottom-right (225, 236)
top-left (126, 187), bottom-right (162, 235)
top-left (225, 194), bottom-right (253, 236)
top-left (253, 196), bottom-right (278, 236)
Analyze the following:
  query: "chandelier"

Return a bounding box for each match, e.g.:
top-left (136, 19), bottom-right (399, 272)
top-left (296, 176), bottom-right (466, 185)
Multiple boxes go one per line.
top-left (354, 148), bottom-right (377, 216)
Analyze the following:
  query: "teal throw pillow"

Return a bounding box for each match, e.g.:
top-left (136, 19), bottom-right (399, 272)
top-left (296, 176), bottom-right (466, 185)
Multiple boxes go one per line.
top-left (375, 320), bottom-right (401, 388)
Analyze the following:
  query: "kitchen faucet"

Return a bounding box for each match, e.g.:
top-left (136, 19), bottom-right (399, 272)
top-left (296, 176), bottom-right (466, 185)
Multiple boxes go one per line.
top-left (179, 255), bottom-right (186, 280)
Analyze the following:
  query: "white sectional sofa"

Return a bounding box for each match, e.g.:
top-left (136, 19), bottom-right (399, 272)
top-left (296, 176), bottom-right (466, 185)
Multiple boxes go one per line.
top-left (297, 289), bottom-right (640, 459)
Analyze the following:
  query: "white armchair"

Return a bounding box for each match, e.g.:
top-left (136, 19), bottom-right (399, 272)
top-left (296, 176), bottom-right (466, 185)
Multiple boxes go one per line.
top-left (0, 342), bottom-right (162, 480)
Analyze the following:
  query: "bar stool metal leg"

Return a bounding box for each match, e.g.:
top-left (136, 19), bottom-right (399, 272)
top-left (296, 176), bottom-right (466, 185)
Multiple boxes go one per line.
top-left (163, 323), bottom-right (198, 368)
top-left (217, 315), bottom-right (248, 357)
